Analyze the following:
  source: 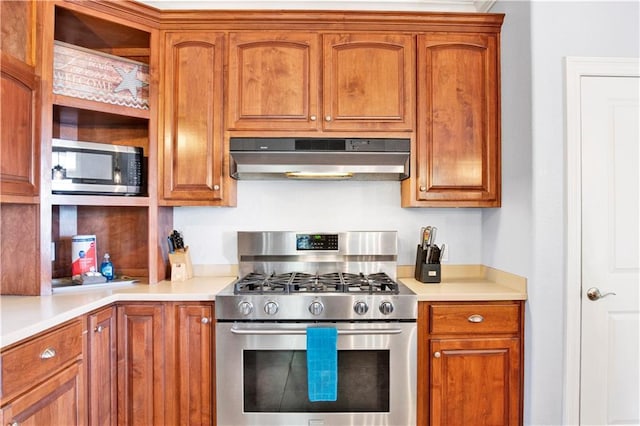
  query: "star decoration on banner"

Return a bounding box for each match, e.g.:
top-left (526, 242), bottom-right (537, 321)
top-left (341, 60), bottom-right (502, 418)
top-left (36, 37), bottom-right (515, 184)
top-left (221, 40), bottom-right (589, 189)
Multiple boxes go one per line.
top-left (113, 65), bottom-right (147, 99)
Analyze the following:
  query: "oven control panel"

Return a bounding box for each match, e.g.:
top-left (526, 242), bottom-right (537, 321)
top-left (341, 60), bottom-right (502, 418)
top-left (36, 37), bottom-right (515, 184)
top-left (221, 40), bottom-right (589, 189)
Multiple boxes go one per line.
top-left (296, 233), bottom-right (339, 251)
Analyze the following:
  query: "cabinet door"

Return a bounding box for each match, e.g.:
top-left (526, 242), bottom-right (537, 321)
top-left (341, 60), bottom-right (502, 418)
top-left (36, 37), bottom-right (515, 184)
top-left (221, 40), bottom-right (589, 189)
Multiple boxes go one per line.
top-left (1, 55), bottom-right (39, 198)
top-left (87, 306), bottom-right (116, 426)
top-left (117, 303), bottom-right (166, 426)
top-left (430, 337), bottom-right (521, 426)
top-left (162, 32), bottom-right (231, 204)
top-left (228, 32), bottom-right (320, 131)
top-left (175, 303), bottom-right (215, 425)
top-left (1, 362), bottom-right (85, 426)
top-left (407, 33), bottom-right (500, 207)
top-left (322, 33), bottom-right (414, 131)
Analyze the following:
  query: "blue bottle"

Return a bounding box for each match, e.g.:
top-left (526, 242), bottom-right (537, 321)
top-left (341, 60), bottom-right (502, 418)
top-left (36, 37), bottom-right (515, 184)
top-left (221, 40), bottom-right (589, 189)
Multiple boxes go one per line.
top-left (100, 253), bottom-right (114, 281)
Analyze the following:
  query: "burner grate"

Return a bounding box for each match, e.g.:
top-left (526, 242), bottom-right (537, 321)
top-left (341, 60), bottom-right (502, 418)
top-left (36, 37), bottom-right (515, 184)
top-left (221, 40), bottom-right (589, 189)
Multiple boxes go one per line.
top-left (233, 271), bottom-right (399, 295)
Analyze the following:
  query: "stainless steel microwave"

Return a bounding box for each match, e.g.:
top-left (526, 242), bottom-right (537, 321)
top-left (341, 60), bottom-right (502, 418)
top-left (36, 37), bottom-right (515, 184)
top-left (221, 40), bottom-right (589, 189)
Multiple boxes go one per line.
top-left (51, 138), bottom-right (144, 195)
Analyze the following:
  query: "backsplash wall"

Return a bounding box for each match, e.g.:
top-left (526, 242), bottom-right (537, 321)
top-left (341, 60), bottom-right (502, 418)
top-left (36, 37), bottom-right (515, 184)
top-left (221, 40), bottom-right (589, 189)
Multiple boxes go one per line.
top-left (173, 180), bottom-right (483, 267)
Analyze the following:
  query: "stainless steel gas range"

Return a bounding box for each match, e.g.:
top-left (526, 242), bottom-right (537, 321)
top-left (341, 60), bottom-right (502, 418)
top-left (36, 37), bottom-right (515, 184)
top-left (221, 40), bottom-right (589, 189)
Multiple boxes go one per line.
top-left (215, 231), bottom-right (417, 426)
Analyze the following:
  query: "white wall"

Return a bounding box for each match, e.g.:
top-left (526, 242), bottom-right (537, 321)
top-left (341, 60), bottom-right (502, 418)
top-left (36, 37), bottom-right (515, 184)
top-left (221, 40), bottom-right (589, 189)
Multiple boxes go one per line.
top-left (175, 181), bottom-right (483, 266)
top-left (485, 1), bottom-right (639, 425)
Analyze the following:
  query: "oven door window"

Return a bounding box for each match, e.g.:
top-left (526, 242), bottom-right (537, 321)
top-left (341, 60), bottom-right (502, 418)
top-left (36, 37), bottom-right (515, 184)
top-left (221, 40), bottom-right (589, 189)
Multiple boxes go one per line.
top-left (243, 350), bottom-right (390, 413)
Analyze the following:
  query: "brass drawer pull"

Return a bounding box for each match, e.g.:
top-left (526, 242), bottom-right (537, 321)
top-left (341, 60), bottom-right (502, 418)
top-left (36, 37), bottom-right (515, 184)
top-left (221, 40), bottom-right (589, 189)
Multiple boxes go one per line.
top-left (40, 347), bottom-right (57, 359)
top-left (467, 314), bottom-right (484, 323)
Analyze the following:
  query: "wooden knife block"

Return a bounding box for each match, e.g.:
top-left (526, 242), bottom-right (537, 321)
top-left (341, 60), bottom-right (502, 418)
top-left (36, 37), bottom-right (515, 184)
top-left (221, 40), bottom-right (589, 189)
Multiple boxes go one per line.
top-left (169, 246), bottom-right (193, 281)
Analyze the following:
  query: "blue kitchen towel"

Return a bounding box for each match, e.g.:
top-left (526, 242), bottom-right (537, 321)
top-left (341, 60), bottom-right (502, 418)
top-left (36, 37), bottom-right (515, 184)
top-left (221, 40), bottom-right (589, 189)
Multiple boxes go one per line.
top-left (306, 326), bottom-right (338, 402)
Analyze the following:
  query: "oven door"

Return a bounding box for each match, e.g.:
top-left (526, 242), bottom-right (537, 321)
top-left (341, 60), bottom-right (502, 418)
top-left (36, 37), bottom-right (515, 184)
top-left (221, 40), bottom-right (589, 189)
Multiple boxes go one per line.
top-left (216, 321), bottom-right (416, 426)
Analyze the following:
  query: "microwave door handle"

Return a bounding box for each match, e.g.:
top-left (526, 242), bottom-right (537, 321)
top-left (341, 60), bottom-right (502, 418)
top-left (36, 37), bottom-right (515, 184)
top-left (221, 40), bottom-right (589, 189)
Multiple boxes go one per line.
top-left (229, 327), bottom-right (403, 336)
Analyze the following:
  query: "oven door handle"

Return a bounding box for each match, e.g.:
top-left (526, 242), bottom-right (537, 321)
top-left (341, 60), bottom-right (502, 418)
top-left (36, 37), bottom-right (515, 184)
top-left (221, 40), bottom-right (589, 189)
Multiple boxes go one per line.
top-left (230, 327), bottom-right (404, 336)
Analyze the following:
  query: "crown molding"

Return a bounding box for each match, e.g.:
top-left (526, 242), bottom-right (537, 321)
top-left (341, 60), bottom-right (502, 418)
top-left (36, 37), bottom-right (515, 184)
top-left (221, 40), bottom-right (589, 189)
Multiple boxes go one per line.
top-left (136, 0), bottom-right (496, 13)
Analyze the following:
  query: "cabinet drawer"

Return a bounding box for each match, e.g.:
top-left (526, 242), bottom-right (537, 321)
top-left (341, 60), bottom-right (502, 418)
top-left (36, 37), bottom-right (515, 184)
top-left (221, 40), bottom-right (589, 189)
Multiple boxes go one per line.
top-left (430, 304), bottom-right (520, 335)
top-left (1, 319), bottom-right (83, 401)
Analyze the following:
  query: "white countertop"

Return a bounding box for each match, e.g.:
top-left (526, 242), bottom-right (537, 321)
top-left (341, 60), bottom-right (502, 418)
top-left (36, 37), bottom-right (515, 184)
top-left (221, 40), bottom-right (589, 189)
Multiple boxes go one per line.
top-left (401, 277), bottom-right (527, 301)
top-left (1, 265), bottom-right (526, 349)
top-left (0, 277), bottom-right (234, 349)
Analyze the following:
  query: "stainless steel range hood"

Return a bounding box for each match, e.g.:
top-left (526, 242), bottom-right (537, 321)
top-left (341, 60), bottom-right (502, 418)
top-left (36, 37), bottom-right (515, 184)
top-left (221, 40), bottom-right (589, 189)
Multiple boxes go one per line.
top-left (230, 137), bottom-right (410, 180)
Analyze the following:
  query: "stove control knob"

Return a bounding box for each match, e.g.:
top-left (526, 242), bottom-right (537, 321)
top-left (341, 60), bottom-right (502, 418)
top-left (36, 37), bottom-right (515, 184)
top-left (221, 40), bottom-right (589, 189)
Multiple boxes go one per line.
top-left (379, 301), bottom-right (394, 315)
top-left (238, 301), bottom-right (253, 316)
top-left (353, 301), bottom-right (369, 315)
top-left (264, 301), bottom-right (279, 316)
top-left (308, 300), bottom-right (324, 316)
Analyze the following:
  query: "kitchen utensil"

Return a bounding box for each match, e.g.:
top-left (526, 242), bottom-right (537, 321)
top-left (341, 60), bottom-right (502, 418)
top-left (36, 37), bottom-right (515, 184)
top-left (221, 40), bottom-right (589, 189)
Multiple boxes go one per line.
top-left (169, 230), bottom-right (185, 251)
top-left (422, 226), bottom-right (431, 249)
top-left (428, 245), bottom-right (441, 264)
top-left (439, 243), bottom-right (446, 262)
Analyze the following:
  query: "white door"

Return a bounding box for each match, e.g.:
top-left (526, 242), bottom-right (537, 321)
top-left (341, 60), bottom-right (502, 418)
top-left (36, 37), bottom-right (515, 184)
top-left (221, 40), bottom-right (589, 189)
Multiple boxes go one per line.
top-left (579, 73), bottom-right (639, 425)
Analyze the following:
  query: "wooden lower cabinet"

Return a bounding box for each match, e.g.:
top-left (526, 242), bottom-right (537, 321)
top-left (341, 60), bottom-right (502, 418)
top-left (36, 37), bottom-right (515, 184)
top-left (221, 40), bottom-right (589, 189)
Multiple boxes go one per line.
top-left (174, 303), bottom-right (215, 425)
top-left (87, 306), bottom-right (117, 426)
top-left (117, 303), bottom-right (167, 426)
top-left (418, 301), bottom-right (524, 426)
top-left (0, 319), bottom-right (85, 426)
top-left (116, 301), bottom-right (215, 426)
top-left (1, 362), bottom-right (85, 426)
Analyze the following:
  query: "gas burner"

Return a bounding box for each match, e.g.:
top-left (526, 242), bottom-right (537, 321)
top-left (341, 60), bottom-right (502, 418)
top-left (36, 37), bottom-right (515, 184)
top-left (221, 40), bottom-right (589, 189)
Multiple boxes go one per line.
top-left (291, 272), bottom-right (344, 293)
top-left (233, 271), bottom-right (399, 295)
top-left (234, 272), bottom-right (289, 294)
top-left (343, 272), bottom-right (399, 294)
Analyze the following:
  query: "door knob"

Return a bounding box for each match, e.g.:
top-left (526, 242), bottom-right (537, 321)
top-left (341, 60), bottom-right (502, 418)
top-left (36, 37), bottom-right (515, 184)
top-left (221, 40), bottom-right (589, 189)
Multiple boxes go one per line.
top-left (586, 287), bottom-right (616, 301)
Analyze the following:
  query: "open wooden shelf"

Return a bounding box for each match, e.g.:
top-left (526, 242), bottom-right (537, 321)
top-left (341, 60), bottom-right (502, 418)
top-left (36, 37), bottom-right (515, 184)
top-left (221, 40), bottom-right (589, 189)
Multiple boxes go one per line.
top-left (53, 94), bottom-right (150, 120)
top-left (51, 194), bottom-right (150, 207)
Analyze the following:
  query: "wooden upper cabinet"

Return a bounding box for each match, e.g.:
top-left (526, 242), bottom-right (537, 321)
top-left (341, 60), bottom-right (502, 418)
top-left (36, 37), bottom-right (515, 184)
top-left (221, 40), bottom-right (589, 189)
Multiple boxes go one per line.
top-left (227, 32), bottom-right (414, 132)
top-left (1, 0), bottom-right (35, 66)
top-left (227, 32), bottom-right (320, 131)
top-left (1, 1), bottom-right (39, 198)
top-left (1, 53), bottom-right (39, 199)
top-left (161, 32), bottom-right (234, 205)
top-left (323, 33), bottom-right (414, 131)
top-left (403, 33), bottom-right (501, 207)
